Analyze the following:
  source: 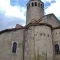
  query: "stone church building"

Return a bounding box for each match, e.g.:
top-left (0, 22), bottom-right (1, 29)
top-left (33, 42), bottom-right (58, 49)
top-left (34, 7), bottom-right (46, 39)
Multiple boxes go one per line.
top-left (0, 0), bottom-right (60, 60)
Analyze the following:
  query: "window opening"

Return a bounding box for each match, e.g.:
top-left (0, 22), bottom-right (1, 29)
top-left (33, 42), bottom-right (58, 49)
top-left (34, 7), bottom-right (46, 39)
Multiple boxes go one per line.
top-left (38, 3), bottom-right (40, 7)
top-left (12, 42), bottom-right (17, 53)
top-left (55, 44), bottom-right (59, 54)
top-left (32, 2), bottom-right (34, 6)
top-left (35, 2), bottom-right (37, 6)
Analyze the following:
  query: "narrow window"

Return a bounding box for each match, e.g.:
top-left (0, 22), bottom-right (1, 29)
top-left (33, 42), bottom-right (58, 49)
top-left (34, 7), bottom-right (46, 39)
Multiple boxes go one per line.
top-left (29, 4), bottom-right (30, 6)
top-left (12, 42), bottom-right (17, 53)
top-left (32, 2), bottom-right (34, 6)
top-left (38, 3), bottom-right (40, 7)
top-left (35, 2), bottom-right (37, 6)
top-left (55, 44), bottom-right (59, 54)
top-left (41, 4), bottom-right (42, 7)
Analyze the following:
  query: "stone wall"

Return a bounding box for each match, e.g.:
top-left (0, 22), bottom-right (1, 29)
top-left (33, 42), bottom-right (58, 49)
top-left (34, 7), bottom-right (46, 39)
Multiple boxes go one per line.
top-left (24, 26), bottom-right (35, 60)
top-left (40, 14), bottom-right (60, 27)
top-left (24, 25), bottom-right (53, 60)
top-left (26, 0), bottom-right (44, 25)
top-left (34, 25), bottom-right (53, 60)
top-left (53, 28), bottom-right (60, 60)
top-left (0, 29), bottom-right (24, 60)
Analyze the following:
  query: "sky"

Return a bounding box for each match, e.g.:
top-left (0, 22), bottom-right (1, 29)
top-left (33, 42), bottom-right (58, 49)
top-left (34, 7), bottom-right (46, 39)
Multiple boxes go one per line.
top-left (0, 0), bottom-right (60, 30)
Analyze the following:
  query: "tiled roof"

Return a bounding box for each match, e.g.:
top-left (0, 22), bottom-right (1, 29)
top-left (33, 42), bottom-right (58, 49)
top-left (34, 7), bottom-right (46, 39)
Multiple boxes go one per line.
top-left (0, 27), bottom-right (26, 34)
top-left (0, 15), bottom-right (60, 34)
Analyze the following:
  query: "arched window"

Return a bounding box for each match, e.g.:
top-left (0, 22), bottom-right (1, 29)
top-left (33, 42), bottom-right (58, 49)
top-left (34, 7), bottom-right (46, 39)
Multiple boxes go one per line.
top-left (38, 3), bottom-right (40, 7)
top-left (32, 2), bottom-right (34, 6)
top-left (35, 2), bottom-right (37, 6)
top-left (12, 42), bottom-right (17, 53)
top-left (55, 44), bottom-right (59, 54)
top-left (41, 4), bottom-right (42, 7)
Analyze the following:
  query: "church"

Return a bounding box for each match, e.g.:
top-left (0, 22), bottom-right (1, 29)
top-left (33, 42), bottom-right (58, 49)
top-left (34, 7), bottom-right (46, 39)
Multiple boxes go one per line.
top-left (0, 0), bottom-right (60, 60)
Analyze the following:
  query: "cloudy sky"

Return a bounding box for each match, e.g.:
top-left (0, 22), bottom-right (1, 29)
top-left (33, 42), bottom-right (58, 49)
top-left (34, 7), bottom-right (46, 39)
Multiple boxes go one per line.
top-left (0, 0), bottom-right (60, 30)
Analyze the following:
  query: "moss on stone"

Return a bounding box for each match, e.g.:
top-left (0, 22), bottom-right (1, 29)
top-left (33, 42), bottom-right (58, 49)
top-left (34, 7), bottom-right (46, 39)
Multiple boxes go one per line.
top-left (33, 53), bottom-right (47, 60)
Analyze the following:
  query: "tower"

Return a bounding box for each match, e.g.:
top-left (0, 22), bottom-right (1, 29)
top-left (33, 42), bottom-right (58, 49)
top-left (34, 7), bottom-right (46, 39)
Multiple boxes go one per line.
top-left (26, 0), bottom-right (44, 24)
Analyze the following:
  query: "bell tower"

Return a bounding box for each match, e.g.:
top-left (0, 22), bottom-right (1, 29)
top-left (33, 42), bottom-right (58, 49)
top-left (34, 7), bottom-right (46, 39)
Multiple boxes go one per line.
top-left (26, 0), bottom-right (44, 24)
